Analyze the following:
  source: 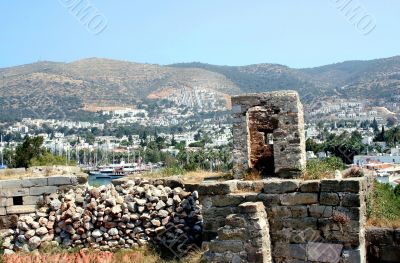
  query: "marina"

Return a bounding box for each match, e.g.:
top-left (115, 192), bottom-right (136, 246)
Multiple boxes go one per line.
top-left (86, 161), bottom-right (161, 185)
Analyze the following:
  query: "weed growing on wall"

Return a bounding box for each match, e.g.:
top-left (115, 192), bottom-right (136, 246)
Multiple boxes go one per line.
top-left (367, 181), bottom-right (400, 227)
top-left (304, 157), bottom-right (345, 180)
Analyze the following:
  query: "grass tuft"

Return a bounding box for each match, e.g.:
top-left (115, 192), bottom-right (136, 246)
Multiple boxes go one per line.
top-left (302, 157), bottom-right (345, 180)
top-left (367, 181), bottom-right (400, 228)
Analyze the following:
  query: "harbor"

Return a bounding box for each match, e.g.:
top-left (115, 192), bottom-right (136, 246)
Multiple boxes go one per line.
top-left (85, 161), bottom-right (161, 185)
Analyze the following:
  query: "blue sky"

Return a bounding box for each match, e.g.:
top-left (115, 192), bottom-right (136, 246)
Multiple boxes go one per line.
top-left (0, 1), bottom-right (399, 68)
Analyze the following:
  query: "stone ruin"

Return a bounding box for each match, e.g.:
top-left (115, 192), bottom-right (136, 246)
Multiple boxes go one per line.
top-left (231, 91), bottom-right (306, 179)
top-left (2, 91), bottom-right (399, 262)
top-left (195, 91), bottom-right (368, 262)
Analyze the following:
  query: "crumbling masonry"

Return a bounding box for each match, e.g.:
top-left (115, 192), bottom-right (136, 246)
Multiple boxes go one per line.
top-left (192, 91), bottom-right (367, 262)
top-left (231, 91), bottom-right (306, 179)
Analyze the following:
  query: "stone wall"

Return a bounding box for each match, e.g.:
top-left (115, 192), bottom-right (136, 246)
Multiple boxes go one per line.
top-left (187, 177), bottom-right (367, 262)
top-left (0, 175), bottom-right (87, 229)
top-left (204, 202), bottom-right (272, 263)
top-left (0, 178), bottom-right (202, 255)
top-left (231, 91), bottom-right (306, 179)
top-left (366, 227), bottom-right (400, 263)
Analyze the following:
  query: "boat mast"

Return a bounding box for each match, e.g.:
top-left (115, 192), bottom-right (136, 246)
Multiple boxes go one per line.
top-left (1, 134), bottom-right (4, 167)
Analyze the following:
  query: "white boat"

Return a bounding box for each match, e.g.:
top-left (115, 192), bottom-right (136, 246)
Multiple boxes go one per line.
top-left (89, 161), bottom-right (150, 177)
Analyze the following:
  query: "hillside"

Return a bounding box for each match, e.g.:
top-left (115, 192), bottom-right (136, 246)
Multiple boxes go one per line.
top-left (0, 58), bottom-right (240, 121)
top-left (1, 56), bottom-right (400, 121)
top-left (170, 56), bottom-right (400, 99)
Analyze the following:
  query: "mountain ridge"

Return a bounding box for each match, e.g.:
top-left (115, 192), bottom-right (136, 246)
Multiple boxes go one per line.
top-left (1, 56), bottom-right (400, 121)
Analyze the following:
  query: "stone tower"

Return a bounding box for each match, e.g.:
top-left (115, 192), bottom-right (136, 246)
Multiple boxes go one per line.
top-left (231, 90), bottom-right (306, 179)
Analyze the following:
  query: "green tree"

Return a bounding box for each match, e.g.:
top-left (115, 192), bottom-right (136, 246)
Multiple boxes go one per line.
top-left (374, 125), bottom-right (385, 142)
top-left (31, 151), bottom-right (74, 166)
top-left (82, 131), bottom-right (95, 144)
top-left (15, 136), bottom-right (45, 168)
top-left (306, 138), bottom-right (323, 153)
top-left (171, 135), bottom-right (177, 146)
top-left (371, 118), bottom-right (379, 133)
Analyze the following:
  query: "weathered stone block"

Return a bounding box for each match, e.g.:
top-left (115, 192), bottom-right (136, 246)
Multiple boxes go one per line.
top-left (209, 194), bottom-right (244, 207)
top-left (29, 186), bottom-right (58, 196)
top-left (272, 243), bottom-right (306, 262)
top-left (341, 193), bottom-right (360, 207)
top-left (281, 217), bottom-right (318, 230)
top-left (48, 176), bottom-right (74, 186)
top-left (208, 240), bottom-right (244, 253)
top-left (23, 195), bottom-right (41, 205)
top-left (0, 207), bottom-right (5, 216)
top-left (241, 193), bottom-right (259, 202)
top-left (269, 217), bottom-right (318, 233)
top-left (22, 178), bottom-right (48, 187)
top-left (0, 187), bottom-right (29, 197)
top-left (318, 219), bottom-right (360, 235)
top-left (340, 179), bottom-right (364, 193)
top-left (289, 205), bottom-right (308, 217)
top-left (217, 226), bottom-right (248, 240)
top-left (203, 206), bottom-right (238, 217)
top-left (272, 243), bottom-right (289, 258)
top-left (0, 198), bottom-right (12, 207)
top-left (320, 180), bottom-right (341, 192)
top-left (268, 206), bottom-right (291, 218)
top-left (238, 202), bottom-right (264, 213)
top-left (257, 193), bottom-right (280, 206)
top-left (236, 181), bottom-right (264, 192)
top-left (309, 205), bottom-right (333, 218)
top-left (280, 193), bottom-right (318, 205)
top-left (299, 180), bottom-right (320, 193)
top-left (203, 215), bottom-right (226, 232)
top-left (0, 180), bottom-right (23, 188)
top-left (306, 242), bottom-right (343, 262)
top-left (323, 230), bottom-right (360, 246)
top-left (196, 181), bottom-right (237, 195)
top-left (263, 180), bottom-right (300, 194)
top-left (290, 228), bottom-right (322, 243)
top-left (225, 214), bottom-right (246, 228)
top-left (320, 192), bottom-right (340, 206)
top-left (6, 205), bottom-right (36, 214)
top-left (288, 244), bottom-right (306, 260)
top-left (334, 207), bottom-right (360, 220)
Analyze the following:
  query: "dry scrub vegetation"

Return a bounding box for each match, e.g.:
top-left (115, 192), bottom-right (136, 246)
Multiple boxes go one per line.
top-left (140, 169), bottom-right (231, 183)
top-left (0, 167), bottom-right (78, 180)
top-left (0, 248), bottom-right (203, 263)
top-left (367, 181), bottom-right (400, 228)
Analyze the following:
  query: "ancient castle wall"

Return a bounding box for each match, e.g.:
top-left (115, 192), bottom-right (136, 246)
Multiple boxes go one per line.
top-left (203, 201), bottom-right (273, 262)
top-left (231, 91), bottom-right (306, 179)
top-left (366, 227), bottom-right (400, 263)
top-left (187, 177), bottom-right (367, 262)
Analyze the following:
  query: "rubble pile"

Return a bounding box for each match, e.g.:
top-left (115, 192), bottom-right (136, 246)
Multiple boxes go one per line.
top-left (1, 178), bottom-right (202, 253)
